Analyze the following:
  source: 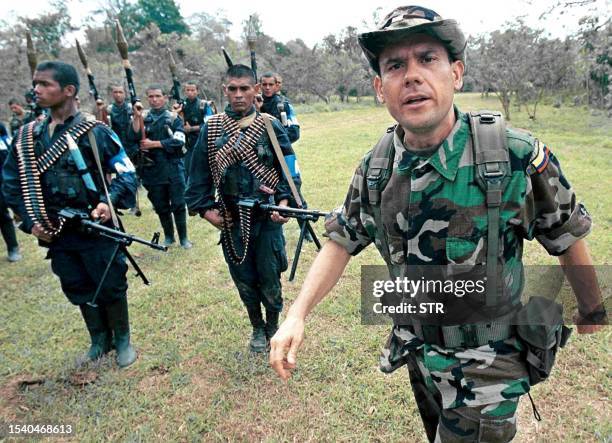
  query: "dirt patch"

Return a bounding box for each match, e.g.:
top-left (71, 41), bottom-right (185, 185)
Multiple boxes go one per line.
top-left (0, 375), bottom-right (45, 420)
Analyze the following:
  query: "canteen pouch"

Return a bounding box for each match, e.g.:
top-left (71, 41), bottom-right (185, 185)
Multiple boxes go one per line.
top-left (515, 296), bottom-right (572, 386)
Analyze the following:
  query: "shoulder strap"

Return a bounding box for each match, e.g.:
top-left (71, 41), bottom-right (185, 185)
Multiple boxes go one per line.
top-left (468, 110), bottom-right (510, 307)
top-left (88, 128), bottom-right (119, 228)
top-left (366, 125), bottom-right (396, 265)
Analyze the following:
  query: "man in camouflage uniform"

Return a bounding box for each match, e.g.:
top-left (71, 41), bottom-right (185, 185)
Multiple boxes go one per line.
top-left (186, 64), bottom-right (298, 352)
top-left (270, 6), bottom-right (607, 442)
top-left (260, 72), bottom-right (300, 143)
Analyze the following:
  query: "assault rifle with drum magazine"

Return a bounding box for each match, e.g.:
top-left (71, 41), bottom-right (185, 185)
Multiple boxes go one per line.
top-left (58, 208), bottom-right (167, 307)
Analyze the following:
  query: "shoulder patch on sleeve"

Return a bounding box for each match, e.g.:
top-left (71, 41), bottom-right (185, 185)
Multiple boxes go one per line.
top-left (528, 140), bottom-right (550, 174)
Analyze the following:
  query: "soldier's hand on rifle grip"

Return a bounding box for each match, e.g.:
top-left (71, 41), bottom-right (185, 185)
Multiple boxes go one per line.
top-left (269, 316), bottom-right (305, 381)
top-left (270, 199), bottom-right (290, 224)
top-left (32, 223), bottom-right (54, 243)
top-left (91, 202), bottom-right (111, 223)
top-left (95, 99), bottom-right (105, 108)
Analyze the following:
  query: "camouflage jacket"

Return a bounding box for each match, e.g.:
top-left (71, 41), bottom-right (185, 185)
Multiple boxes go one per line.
top-left (324, 107), bottom-right (592, 408)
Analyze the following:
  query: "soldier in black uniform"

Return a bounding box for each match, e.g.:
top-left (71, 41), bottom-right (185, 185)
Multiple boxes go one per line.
top-left (107, 85), bottom-right (132, 148)
top-left (1, 61), bottom-right (138, 367)
top-left (186, 64), bottom-right (299, 352)
top-left (180, 81), bottom-right (214, 180)
top-left (8, 99), bottom-right (34, 138)
top-left (259, 72), bottom-right (300, 143)
top-left (0, 121), bottom-right (21, 262)
top-left (127, 85), bottom-right (191, 248)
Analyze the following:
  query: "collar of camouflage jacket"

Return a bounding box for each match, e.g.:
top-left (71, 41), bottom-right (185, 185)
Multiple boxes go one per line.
top-left (393, 106), bottom-right (469, 182)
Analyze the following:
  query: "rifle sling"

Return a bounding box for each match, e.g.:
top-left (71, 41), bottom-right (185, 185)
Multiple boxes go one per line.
top-left (261, 114), bottom-right (303, 208)
top-left (87, 131), bottom-right (119, 228)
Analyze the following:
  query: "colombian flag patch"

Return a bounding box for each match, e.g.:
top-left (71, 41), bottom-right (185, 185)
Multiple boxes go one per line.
top-left (530, 140), bottom-right (550, 173)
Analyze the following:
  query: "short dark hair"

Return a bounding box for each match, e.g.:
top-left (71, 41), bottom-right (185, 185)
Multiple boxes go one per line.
top-left (260, 72), bottom-right (276, 82)
top-left (225, 64), bottom-right (256, 83)
top-left (8, 98), bottom-right (22, 106)
top-left (110, 84), bottom-right (125, 91)
top-left (36, 61), bottom-right (80, 94)
top-left (184, 80), bottom-right (199, 88)
top-left (146, 84), bottom-right (166, 95)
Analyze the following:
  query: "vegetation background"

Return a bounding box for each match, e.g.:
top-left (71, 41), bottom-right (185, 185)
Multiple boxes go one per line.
top-left (1, 94), bottom-right (610, 441)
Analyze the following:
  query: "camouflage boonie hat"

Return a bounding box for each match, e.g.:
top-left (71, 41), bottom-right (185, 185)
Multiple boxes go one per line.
top-left (358, 5), bottom-right (467, 73)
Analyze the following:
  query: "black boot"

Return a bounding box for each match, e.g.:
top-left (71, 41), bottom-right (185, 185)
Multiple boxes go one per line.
top-left (1, 220), bottom-right (20, 262)
top-left (174, 208), bottom-right (192, 249)
top-left (246, 305), bottom-right (267, 353)
top-left (104, 297), bottom-right (137, 368)
top-left (158, 213), bottom-right (175, 246)
top-left (265, 310), bottom-right (280, 341)
top-left (79, 304), bottom-right (112, 361)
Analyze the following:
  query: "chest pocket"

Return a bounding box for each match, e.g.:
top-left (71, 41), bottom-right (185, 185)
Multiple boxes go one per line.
top-left (45, 150), bottom-right (90, 207)
top-left (379, 170), bottom-right (411, 265)
top-left (446, 210), bottom-right (488, 266)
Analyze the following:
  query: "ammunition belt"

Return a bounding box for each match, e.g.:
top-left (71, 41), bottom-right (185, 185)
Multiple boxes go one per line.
top-left (15, 120), bottom-right (100, 237)
top-left (207, 113), bottom-right (278, 264)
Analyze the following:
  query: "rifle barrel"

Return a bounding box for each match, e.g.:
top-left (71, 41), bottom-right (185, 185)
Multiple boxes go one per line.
top-left (81, 219), bottom-right (168, 251)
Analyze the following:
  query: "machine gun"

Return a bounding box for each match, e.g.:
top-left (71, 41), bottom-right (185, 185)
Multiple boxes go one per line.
top-left (59, 208), bottom-right (167, 306)
top-left (75, 39), bottom-right (109, 124)
top-left (238, 199), bottom-right (328, 281)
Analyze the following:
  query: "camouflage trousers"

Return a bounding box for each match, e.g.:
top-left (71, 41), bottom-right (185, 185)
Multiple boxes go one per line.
top-left (407, 352), bottom-right (520, 442)
top-left (381, 326), bottom-right (530, 442)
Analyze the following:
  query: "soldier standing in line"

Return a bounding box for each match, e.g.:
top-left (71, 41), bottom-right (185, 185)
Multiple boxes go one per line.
top-left (186, 64), bottom-right (299, 352)
top-left (259, 72), bottom-right (300, 144)
top-left (270, 6), bottom-right (607, 442)
top-left (179, 81), bottom-right (214, 180)
top-left (2, 61), bottom-right (138, 367)
top-left (127, 85), bottom-right (192, 249)
top-left (0, 121), bottom-right (21, 262)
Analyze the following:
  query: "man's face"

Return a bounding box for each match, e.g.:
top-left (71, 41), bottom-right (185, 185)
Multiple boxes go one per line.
top-left (147, 89), bottom-right (167, 110)
top-left (33, 70), bottom-right (74, 109)
top-left (184, 84), bottom-right (198, 100)
top-left (112, 87), bottom-right (126, 104)
top-left (9, 103), bottom-right (23, 114)
top-left (374, 33), bottom-right (464, 136)
top-left (224, 76), bottom-right (259, 113)
top-left (260, 76), bottom-right (276, 98)
top-left (274, 78), bottom-right (282, 94)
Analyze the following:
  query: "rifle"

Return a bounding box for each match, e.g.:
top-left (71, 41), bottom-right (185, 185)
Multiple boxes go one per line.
top-left (114, 20), bottom-right (146, 216)
top-left (238, 199), bottom-right (327, 281)
top-left (59, 208), bottom-right (167, 307)
top-left (25, 30), bottom-right (44, 118)
top-left (75, 39), bottom-right (109, 124)
top-left (167, 48), bottom-right (183, 112)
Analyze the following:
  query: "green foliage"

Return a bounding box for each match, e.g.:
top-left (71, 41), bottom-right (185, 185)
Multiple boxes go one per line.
top-left (137, 0), bottom-right (189, 35)
top-left (22, 1), bottom-right (76, 58)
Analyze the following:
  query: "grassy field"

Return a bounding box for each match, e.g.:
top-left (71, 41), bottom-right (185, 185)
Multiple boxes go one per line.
top-left (0, 93), bottom-right (610, 442)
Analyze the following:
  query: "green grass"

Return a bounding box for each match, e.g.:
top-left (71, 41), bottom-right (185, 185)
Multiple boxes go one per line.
top-left (1, 93), bottom-right (610, 441)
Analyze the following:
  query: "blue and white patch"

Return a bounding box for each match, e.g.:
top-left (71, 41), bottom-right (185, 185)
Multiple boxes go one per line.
top-left (173, 131), bottom-right (186, 143)
top-left (109, 150), bottom-right (136, 174)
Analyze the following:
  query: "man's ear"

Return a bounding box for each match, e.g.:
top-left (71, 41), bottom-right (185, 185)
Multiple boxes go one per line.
top-left (452, 60), bottom-right (465, 91)
top-left (254, 83), bottom-right (261, 94)
top-left (64, 84), bottom-right (77, 98)
top-left (222, 84), bottom-right (228, 97)
top-left (373, 75), bottom-right (385, 104)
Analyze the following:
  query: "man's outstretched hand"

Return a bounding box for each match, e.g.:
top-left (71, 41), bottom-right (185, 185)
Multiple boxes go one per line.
top-left (269, 316), bottom-right (305, 381)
